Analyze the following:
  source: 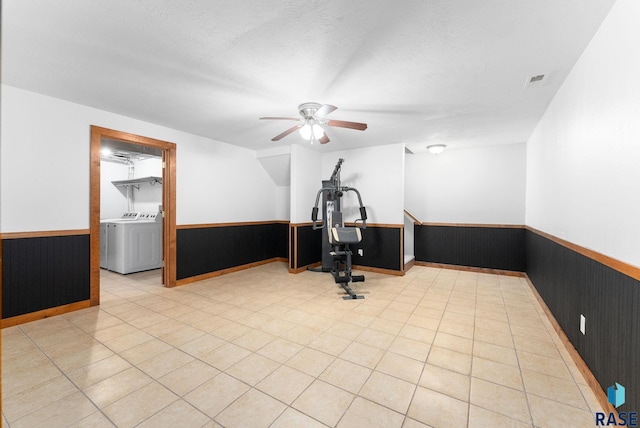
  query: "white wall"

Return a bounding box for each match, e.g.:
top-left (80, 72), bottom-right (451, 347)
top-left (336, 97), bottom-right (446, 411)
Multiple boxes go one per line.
top-left (0, 85), bottom-right (280, 232)
top-left (322, 143), bottom-right (405, 225)
top-left (404, 212), bottom-right (415, 262)
top-left (100, 161), bottom-right (130, 219)
top-left (526, 0), bottom-right (640, 267)
top-left (134, 157), bottom-right (162, 178)
top-left (256, 148), bottom-right (291, 220)
top-left (289, 143), bottom-right (405, 226)
top-left (176, 136), bottom-right (279, 224)
top-left (275, 186), bottom-right (290, 220)
top-left (1, 87), bottom-right (91, 232)
top-left (405, 144), bottom-right (527, 224)
top-left (0, 86), bottom-right (2, 232)
top-left (289, 144), bottom-right (322, 223)
top-left (100, 157), bottom-right (162, 219)
top-left (132, 158), bottom-right (163, 214)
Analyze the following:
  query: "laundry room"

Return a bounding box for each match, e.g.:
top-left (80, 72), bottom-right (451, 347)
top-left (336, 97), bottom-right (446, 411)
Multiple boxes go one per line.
top-left (99, 139), bottom-right (164, 277)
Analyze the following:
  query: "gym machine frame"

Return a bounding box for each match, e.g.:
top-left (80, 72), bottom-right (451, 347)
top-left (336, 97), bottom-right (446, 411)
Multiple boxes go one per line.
top-left (311, 158), bottom-right (368, 300)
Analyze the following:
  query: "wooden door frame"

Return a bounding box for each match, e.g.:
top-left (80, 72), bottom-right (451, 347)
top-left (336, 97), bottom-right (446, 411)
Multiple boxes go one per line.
top-left (90, 126), bottom-right (177, 306)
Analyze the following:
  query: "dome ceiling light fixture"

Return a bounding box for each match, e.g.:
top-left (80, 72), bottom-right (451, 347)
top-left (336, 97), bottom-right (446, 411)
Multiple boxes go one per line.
top-left (427, 144), bottom-right (447, 155)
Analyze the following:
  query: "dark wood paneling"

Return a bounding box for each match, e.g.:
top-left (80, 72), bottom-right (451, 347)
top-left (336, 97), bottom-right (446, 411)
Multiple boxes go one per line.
top-left (414, 225), bottom-right (525, 272)
top-left (351, 226), bottom-right (402, 271)
top-left (289, 226), bottom-right (295, 270)
top-left (526, 230), bottom-right (640, 412)
top-left (2, 235), bottom-right (90, 318)
top-left (274, 222), bottom-right (288, 259)
top-left (294, 225), bottom-right (323, 269)
top-left (292, 225), bottom-right (402, 272)
top-left (176, 223), bottom-right (288, 280)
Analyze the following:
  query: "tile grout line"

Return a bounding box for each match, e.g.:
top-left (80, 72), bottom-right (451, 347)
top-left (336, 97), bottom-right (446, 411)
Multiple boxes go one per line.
top-left (466, 271), bottom-right (479, 428)
top-left (389, 268), bottom-right (439, 427)
top-left (10, 322), bottom-right (121, 427)
top-left (504, 276), bottom-right (537, 428)
top-left (519, 280), bottom-right (598, 414)
top-left (3, 265), bottom-right (599, 427)
top-left (402, 267), bottom-right (454, 426)
top-left (103, 271), bottom-right (270, 426)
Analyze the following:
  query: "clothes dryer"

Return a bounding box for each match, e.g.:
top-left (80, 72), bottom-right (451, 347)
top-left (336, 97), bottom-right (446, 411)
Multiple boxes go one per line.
top-left (100, 212), bottom-right (141, 269)
top-left (106, 220), bottom-right (162, 274)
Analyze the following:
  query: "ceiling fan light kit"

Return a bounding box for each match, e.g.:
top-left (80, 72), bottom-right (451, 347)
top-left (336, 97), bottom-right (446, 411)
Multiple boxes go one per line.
top-left (299, 122), bottom-right (325, 140)
top-left (260, 102), bottom-right (367, 145)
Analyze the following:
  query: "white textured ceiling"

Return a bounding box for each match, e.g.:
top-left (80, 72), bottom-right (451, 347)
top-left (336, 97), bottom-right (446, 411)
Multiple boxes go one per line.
top-left (2, 0), bottom-right (615, 153)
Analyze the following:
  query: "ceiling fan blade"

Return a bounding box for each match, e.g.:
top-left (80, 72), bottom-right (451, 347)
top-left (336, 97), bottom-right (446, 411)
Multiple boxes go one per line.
top-left (272, 125), bottom-right (301, 141)
top-left (327, 120), bottom-right (368, 131)
top-left (260, 117), bottom-right (301, 121)
top-left (314, 104), bottom-right (337, 118)
top-left (318, 134), bottom-right (330, 144)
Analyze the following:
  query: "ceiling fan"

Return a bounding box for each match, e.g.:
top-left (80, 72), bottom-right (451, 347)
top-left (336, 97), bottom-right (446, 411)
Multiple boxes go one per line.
top-left (260, 102), bottom-right (368, 144)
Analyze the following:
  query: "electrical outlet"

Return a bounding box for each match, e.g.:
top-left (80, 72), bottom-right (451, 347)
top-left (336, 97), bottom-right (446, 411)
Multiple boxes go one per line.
top-left (358, 249), bottom-right (363, 256)
top-left (580, 314), bottom-right (586, 335)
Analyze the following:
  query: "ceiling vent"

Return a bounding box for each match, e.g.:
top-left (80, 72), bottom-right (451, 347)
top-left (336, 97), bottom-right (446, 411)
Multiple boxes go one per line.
top-left (525, 73), bottom-right (548, 89)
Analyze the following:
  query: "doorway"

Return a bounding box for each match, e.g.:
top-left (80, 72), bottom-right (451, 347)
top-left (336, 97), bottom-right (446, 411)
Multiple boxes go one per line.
top-left (90, 126), bottom-right (177, 306)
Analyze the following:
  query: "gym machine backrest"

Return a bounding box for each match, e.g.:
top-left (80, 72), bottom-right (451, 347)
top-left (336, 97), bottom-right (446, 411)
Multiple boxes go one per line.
top-left (328, 211), bottom-right (362, 246)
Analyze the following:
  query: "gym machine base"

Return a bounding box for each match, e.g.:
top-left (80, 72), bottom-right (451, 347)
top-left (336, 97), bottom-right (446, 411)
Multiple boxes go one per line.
top-left (311, 158), bottom-right (368, 300)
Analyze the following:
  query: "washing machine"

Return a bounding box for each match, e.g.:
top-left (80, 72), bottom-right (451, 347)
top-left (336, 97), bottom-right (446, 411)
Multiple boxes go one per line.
top-left (100, 212), bottom-right (141, 269)
top-left (102, 212), bottom-right (163, 274)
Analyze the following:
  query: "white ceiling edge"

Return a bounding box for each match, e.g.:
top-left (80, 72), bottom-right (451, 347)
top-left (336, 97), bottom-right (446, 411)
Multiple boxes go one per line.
top-left (256, 145), bottom-right (291, 159)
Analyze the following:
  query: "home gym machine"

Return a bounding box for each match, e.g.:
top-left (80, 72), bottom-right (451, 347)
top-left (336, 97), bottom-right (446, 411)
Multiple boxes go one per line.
top-left (311, 158), bottom-right (368, 300)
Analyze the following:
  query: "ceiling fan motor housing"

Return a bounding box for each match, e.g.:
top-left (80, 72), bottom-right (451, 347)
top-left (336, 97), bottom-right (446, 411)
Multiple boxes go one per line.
top-left (298, 102), bottom-right (322, 119)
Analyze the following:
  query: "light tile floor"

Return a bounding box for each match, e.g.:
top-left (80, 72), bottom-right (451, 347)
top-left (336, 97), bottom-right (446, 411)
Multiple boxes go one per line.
top-left (2, 263), bottom-right (604, 427)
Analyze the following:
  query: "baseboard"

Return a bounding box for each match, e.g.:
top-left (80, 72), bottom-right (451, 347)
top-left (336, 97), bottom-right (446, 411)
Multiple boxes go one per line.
top-left (1, 300), bottom-right (91, 328)
top-left (176, 258), bottom-right (287, 286)
top-left (404, 258), bottom-right (415, 272)
top-left (288, 263), bottom-right (404, 276)
top-left (414, 261), bottom-right (525, 277)
top-left (352, 264), bottom-right (404, 276)
top-left (289, 262), bottom-right (321, 274)
top-left (524, 274), bottom-right (616, 417)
